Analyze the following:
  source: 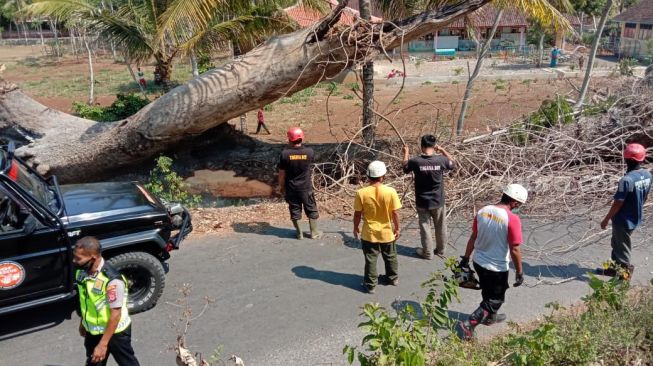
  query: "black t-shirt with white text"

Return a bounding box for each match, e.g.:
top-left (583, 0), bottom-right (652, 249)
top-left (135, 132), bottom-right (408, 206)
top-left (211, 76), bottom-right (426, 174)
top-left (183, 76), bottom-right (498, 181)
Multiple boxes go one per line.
top-left (403, 155), bottom-right (454, 209)
top-left (278, 146), bottom-right (314, 193)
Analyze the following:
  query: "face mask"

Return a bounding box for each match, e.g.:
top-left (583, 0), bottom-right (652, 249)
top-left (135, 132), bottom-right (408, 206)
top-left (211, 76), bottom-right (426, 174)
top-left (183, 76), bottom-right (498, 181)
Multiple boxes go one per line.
top-left (76, 258), bottom-right (94, 271)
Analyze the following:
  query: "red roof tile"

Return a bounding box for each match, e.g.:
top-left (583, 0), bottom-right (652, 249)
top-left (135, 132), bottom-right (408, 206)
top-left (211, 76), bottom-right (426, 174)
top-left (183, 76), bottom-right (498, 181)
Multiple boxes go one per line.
top-left (285, 0), bottom-right (381, 28)
top-left (614, 1), bottom-right (653, 24)
top-left (447, 6), bottom-right (528, 29)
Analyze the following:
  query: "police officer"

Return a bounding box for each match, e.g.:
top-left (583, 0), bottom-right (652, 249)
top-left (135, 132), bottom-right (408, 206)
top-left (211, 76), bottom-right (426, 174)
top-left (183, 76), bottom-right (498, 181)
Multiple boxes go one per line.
top-left (73, 236), bottom-right (140, 366)
top-left (277, 127), bottom-right (322, 240)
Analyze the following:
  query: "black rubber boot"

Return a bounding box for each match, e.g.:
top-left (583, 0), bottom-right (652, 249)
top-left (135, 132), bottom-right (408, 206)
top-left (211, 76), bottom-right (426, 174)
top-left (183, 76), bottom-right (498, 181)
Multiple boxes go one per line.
top-left (455, 306), bottom-right (490, 340)
top-left (292, 220), bottom-right (303, 240)
top-left (309, 219), bottom-right (323, 239)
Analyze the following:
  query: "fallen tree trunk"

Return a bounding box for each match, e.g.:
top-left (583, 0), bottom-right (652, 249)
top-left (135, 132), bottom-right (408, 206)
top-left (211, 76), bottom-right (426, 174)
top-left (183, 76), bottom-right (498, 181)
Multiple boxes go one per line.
top-left (0, 0), bottom-right (491, 183)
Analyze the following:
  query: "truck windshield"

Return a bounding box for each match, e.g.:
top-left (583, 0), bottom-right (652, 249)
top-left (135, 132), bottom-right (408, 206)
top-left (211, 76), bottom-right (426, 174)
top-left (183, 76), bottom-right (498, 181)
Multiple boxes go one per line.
top-left (7, 159), bottom-right (56, 212)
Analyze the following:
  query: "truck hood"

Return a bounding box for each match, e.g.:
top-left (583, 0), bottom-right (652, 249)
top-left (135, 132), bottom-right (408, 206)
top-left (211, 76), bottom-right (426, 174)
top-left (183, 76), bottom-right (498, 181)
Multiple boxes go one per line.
top-left (60, 182), bottom-right (166, 222)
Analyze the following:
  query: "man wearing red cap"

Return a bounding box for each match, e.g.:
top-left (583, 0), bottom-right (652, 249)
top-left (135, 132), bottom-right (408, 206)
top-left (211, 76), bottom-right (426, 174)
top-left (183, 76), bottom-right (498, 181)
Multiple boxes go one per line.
top-left (600, 143), bottom-right (651, 278)
top-left (278, 127), bottom-right (322, 239)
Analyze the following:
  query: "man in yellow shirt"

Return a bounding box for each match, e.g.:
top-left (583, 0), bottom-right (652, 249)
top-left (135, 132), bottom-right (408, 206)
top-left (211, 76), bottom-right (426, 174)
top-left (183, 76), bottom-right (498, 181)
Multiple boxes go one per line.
top-left (353, 161), bottom-right (402, 294)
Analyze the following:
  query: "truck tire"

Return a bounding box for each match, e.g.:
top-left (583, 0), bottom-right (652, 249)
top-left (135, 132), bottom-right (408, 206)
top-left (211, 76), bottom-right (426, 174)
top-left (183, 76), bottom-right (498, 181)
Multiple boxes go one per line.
top-left (107, 252), bottom-right (165, 314)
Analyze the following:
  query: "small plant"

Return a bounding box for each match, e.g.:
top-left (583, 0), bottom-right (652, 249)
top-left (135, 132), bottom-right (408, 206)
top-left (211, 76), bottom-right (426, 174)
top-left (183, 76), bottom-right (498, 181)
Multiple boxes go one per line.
top-left (197, 51), bottom-right (215, 74)
top-left (346, 82), bottom-right (360, 91)
top-left (344, 260), bottom-right (460, 366)
top-left (414, 58), bottom-right (424, 69)
top-left (452, 67), bottom-right (464, 76)
top-left (422, 81), bottom-right (433, 86)
top-left (521, 79), bottom-right (532, 87)
top-left (492, 78), bottom-right (507, 91)
top-left (451, 80), bottom-right (460, 85)
top-left (583, 267), bottom-right (629, 310)
top-left (144, 155), bottom-right (202, 207)
top-left (263, 104), bottom-right (274, 112)
top-left (508, 322), bottom-right (560, 366)
top-left (618, 58), bottom-right (637, 76)
top-left (343, 94), bottom-right (354, 100)
top-left (280, 87), bottom-right (317, 104)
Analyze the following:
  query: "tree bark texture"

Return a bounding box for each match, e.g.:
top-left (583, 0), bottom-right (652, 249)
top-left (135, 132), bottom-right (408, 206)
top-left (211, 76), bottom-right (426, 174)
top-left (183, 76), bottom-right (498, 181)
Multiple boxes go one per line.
top-left (455, 9), bottom-right (503, 136)
top-left (538, 32), bottom-right (545, 68)
top-left (575, 0), bottom-right (613, 109)
top-left (1, 0), bottom-right (492, 183)
top-left (359, 0), bottom-right (375, 146)
top-left (84, 36), bottom-right (95, 105)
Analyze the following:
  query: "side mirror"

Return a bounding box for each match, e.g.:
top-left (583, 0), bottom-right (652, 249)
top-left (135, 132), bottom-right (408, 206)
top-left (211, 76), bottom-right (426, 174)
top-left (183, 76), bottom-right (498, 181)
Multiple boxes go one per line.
top-left (22, 214), bottom-right (37, 235)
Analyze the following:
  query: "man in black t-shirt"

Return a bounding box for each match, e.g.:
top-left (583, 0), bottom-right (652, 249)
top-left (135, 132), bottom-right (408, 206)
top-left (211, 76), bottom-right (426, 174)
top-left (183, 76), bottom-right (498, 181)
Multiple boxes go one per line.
top-left (278, 127), bottom-right (322, 240)
top-left (402, 134), bottom-right (456, 259)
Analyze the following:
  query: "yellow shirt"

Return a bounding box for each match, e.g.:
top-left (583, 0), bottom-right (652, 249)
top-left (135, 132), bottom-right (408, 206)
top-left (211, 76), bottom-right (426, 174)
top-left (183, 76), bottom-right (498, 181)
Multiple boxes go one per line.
top-left (354, 184), bottom-right (402, 243)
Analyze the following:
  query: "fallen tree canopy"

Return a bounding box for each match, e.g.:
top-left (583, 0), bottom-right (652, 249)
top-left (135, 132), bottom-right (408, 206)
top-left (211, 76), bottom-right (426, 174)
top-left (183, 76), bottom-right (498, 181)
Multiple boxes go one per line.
top-left (0, 0), bottom-right (492, 183)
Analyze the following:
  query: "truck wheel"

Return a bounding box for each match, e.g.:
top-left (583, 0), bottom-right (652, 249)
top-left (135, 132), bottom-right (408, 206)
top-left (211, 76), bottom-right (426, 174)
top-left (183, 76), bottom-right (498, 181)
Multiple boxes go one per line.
top-left (107, 252), bottom-right (165, 314)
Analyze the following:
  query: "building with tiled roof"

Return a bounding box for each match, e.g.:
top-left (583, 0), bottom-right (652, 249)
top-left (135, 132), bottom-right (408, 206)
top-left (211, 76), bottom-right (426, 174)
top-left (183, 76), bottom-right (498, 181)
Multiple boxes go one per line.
top-left (285, 0), bottom-right (381, 28)
top-left (613, 1), bottom-right (653, 59)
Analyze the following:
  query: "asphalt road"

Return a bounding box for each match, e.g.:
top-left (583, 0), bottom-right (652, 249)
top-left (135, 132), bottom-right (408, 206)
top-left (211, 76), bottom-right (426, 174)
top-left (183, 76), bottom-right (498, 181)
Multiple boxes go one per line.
top-left (1, 215), bottom-right (652, 366)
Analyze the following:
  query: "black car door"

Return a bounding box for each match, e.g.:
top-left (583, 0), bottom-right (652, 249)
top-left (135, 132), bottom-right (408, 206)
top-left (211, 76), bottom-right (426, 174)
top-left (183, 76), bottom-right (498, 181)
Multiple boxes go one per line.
top-left (0, 187), bottom-right (69, 308)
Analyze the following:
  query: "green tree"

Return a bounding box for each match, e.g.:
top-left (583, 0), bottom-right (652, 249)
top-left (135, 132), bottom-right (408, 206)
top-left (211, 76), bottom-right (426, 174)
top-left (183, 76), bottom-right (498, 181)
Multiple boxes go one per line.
top-left (26, 0), bottom-right (325, 90)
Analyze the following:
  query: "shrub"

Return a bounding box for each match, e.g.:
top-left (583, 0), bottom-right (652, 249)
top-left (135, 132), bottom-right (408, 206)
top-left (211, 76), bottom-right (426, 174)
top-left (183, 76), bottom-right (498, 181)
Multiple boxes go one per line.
top-left (343, 260), bottom-right (460, 366)
top-left (197, 52), bottom-right (215, 74)
top-left (618, 58), bottom-right (637, 76)
top-left (72, 93), bottom-right (150, 122)
top-left (452, 67), bottom-right (464, 76)
top-left (144, 155), bottom-right (202, 207)
top-left (279, 87), bottom-right (317, 104)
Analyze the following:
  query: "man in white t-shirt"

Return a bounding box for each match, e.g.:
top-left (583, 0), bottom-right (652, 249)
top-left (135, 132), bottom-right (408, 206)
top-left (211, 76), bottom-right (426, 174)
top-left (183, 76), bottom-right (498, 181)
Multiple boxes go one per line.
top-left (455, 184), bottom-right (527, 340)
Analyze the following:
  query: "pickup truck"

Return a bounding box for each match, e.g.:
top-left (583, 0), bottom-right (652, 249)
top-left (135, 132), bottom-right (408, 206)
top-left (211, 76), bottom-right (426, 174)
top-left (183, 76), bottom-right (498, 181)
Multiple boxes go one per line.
top-left (0, 142), bottom-right (192, 314)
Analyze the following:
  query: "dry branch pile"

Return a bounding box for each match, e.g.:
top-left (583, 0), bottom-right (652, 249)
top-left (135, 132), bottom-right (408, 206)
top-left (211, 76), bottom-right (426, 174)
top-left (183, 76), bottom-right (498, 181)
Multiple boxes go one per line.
top-left (312, 76), bottom-right (653, 220)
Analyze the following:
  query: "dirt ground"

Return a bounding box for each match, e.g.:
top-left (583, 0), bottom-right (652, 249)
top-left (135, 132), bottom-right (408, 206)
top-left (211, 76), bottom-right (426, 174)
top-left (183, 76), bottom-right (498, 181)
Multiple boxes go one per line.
top-left (1, 44), bottom-right (617, 138)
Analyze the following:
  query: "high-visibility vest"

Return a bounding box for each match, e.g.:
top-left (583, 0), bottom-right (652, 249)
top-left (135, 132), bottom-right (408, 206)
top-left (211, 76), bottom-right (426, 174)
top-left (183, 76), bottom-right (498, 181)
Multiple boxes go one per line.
top-left (76, 263), bottom-right (131, 336)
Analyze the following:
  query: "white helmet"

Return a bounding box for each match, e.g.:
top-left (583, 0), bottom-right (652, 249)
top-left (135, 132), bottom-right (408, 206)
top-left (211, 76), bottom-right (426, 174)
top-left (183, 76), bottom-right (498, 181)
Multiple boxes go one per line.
top-left (503, 184), bottom-right (528, 203)
top-left (367, 160), bottom-right (387, 178)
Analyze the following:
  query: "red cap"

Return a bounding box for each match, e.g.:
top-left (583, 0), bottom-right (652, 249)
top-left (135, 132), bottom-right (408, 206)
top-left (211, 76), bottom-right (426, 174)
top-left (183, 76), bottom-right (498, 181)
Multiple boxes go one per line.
top-left (624, 143), bottom-right (646, 162)
top-left (287, 127), bottom-right (304, 142)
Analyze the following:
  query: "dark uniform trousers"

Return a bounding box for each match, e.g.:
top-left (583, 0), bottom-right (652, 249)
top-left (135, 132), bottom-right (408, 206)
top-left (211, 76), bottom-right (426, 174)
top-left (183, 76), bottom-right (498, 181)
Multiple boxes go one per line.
top-left (285, 191), bottom-right (319, 221)
top-left (84, 325), bottom-right (140, 366)
top-left (473, 262), bottom-right (509, 314)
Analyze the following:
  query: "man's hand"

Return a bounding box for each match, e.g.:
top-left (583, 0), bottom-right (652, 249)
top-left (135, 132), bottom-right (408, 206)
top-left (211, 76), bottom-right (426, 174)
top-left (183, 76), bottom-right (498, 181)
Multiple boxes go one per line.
top-left (457, 256), bottom-right (470, 269)
top-left (434, 144), bottom-right (444, 153)
top-left (91, 342), bottom-right (108, 363)
top-left (394, 228), bottom-right (401, 239)
top-left (513, 272), bottom-right (524, 287)
top-left (600, 217), bottom-right (609, 230)
top-left (353, 226), bottom-right (360, 239)
top-left (275, 186), bottom-right (285, 197)
top-left (78, 323), bottom-right (86, 337)
top-left (402, 145), bottom-right (409, 156)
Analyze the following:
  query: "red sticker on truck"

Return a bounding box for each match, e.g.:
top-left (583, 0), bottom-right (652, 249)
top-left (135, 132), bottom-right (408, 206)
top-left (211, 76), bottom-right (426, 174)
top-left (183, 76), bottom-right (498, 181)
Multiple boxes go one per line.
top-left (0, 261), bottom-right (26, 290)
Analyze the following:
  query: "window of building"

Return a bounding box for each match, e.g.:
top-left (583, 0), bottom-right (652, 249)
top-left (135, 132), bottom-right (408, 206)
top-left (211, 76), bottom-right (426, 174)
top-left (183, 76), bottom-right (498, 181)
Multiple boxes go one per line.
top-left (623, 22), bottom-right (637, 38)
top-left (639, 23), bottom-right (652, 40)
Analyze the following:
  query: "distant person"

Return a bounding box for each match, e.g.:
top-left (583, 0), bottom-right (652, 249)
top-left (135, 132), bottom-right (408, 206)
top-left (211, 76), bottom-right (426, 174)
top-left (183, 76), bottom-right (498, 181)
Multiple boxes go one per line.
top-left (278, 127), bottom-right (322, 240)
top-left (153, 66), bottom-right (162, 85)
top-left (387, 69), bottom-right (397, 79)
top-left (73, 236), bottom-right (140, 366)
top-left (255, 108), bottom-right (271, 135)
top-left (550, 47), bottom-right (560, 68)
top-left (402, 135), bottom-right (456, 259)
top-left (599, 143), bottom-right (651, 279)
top-left (455, 184), bottom-right (527, 340)
top-left (353, 161), bottom-right (401, 294)
top-left (137, 67), bottom-right (146, 88)
top-left (578, 54), bottom-right (585, 71)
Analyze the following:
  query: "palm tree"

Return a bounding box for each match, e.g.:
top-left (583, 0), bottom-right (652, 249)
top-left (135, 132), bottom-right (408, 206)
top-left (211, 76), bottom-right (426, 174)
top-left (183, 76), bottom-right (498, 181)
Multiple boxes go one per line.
top-left (26, 0), bottom-right (325, 90)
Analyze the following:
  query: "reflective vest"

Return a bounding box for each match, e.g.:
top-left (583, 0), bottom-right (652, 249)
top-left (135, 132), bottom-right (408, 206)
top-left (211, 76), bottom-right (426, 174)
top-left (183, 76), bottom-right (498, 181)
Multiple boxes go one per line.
top-left (76, 263), bottom-right (131, 336)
